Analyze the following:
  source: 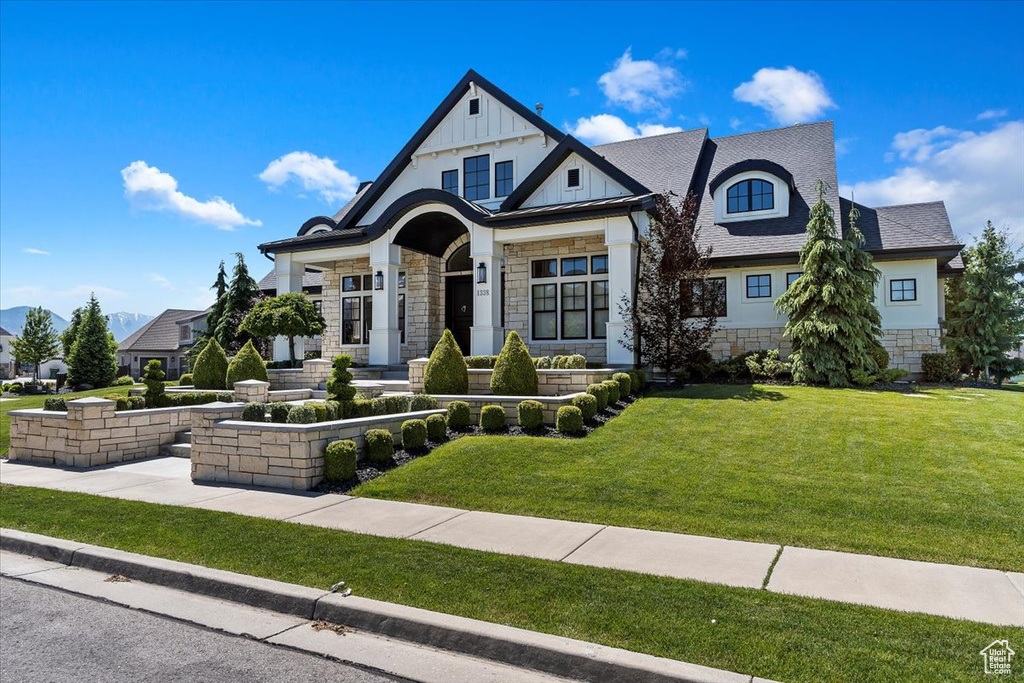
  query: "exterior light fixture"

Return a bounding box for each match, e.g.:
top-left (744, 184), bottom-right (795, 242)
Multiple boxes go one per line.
top-left (477, 261), bottom-right (487, 284)
top-left (374, 270), bottom-right (384, 290)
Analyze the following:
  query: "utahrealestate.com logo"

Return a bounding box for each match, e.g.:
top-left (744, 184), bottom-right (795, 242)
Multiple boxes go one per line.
top-left (980, 640), bottom-right (1015, 675)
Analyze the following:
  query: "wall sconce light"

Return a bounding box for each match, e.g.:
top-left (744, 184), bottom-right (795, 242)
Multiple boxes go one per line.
top-left (477, 261), bottom-right (487, 284)
top-left (374, 270), bottom-right (384, 290)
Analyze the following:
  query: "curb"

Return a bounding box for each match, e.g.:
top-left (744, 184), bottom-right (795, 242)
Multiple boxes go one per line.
top-left (1, 528), bottom-right (768, 683)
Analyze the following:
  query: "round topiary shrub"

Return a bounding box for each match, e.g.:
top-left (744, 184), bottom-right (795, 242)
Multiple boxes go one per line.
top-left (226, 340), bottom-right (268, 388)
top-left (426, 413), bottom-right (447, 441)
top-left (324, 440), bottom-right (357, 482)
top-left (128, 396), bottom-right (146, 410)
top-left (446, 400), bottom-right (471, 431)
top-left (533, 356), bottom-right (552, 369)
top-left (286, 405), bottom-right (317, 424)
top-left (479, 404), bottom-right (506, 432)
top-left (424, 329), bottom-right (468, 394)
top-left (556, 405), bottom-right (584, 435)
top-left (326, 355), bottom-right (357, 402)
top-left (602, 379), bottom-right (620, 405)
top-left (176, 373), bottom-right (192, 386)
top-left (113, 375), bottom-right (136, 386)
top-left (572, 393), bottom-right (597, 422)
top-left (490, 331), bottom-right (537, 396)
top-left (612, 372), bottom-right (632, 397)
top-left (365, 428), bottom-right (394, 465)
top-left (269, 402), bottom-right (291, 423)
top-left (517, 400), bottom-right (544, 430)
top-left (401, 419), bottom-right (427, 450)
top-left (410, 394), bottom-right (438, 411)
top-left (241, 402), bottom-right (266, 422)
top-left (587, 383), bottom-right (608, 412)
top-left (192, 338), bottom-right (228, 390)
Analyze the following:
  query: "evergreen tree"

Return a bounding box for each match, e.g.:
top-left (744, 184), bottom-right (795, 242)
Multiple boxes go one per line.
top-left (775, 181), bottom-right (883, 386)
top-left (60, 307), bottom-right (83, 358)
top-left (10, 307), bottom-right (60, 380)
top-left (66, 295), bottom-right (117, 388)
top-left (205, 260), bottom-right (229, 339)
top-left (944, 222), bottom-right (1024, 381)
top-left (215, 253), bottom-right (262, 353)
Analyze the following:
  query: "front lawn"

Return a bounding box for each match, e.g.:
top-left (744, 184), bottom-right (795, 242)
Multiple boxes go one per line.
top-left (356, 384), bottom-right (1024, 571)
top-left (0, 385), bottom-right (134, 457)
top-left (1, 485), bottom-right (1017, 683)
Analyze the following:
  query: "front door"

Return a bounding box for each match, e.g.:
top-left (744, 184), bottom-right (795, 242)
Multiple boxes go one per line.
top-left (445, 275), bottom-right (473, 354)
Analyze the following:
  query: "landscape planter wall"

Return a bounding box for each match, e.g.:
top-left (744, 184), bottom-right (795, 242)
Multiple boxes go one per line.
top-left (408, 358), bottom-right (615, 396)
top-left (190, 405), bottom-right (446, 490)
top-left (433, 393), bottom-right (586, 424)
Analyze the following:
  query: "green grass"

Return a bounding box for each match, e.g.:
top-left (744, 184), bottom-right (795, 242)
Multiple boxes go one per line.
top-left (356, 384), bottom-right (1024, 571)
top-left (0, 385), bottom-right (134, 457)
top-left (1, 485), bottom-right (1017, 683)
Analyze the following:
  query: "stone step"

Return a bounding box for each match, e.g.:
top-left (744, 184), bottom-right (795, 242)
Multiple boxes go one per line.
top-left (174, 430), bottom-right (191, 444)
top-left (159, 442), bottom-right (191, 459)
top-left (381, 370), bottom-right (410, 381)
top-left (377, 380), bottom-right (410, 392)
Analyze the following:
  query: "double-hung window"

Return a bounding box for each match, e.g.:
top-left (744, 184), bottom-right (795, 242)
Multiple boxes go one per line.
top-left (591, 280), bottom-right (609, 339)
top-left (688, 277), bottom-right (727, 317)
top-left (532, 284), bottom-right (557, 340)
top-left (561, 282), bottom-right (587, 339)
top-left (464, 155), bottom-right (490, 201)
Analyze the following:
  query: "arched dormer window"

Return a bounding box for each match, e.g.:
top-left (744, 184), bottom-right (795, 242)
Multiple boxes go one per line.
top-left (727, 179), bottom-right (774, 214)
top-left (710, 164), bottom-right (791, 224)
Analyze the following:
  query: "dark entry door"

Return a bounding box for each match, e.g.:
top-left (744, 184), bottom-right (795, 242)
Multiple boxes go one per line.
top-left (445, 276), bottom-right (473, 354)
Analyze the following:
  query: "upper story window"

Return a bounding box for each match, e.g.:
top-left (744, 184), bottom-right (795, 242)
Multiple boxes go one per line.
top-left (179, 325), bottom-right (190, 342)
top-left (442, 169), bottom-right (458, 195)
top-left (468, 97), bottom-right (481, 116)
top-left (566, 167), bottom-right (581, 188)
top-left (727, 179), bottom-right (774, 214)
top-left (890, 278), bottom-right (917, 302)
top-left (532, 258), bottom-right (557, 278)
top-left (495, 161), bottom-right (514, 197)
top-left (464, 154), bottom-right (490, 201)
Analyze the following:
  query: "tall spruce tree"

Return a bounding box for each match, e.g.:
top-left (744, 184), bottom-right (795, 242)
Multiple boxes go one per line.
top-left (775, 181), bottom-right (882, 386)
top-left (60, 306), bottom-right (83, 357)
top-left (944, 222), bottom-right (1024, 381)
top-left (205, 260), bottom-right (229, 339)
top-left (215, 253), bottom-right (262, 353)
top-left (66, 295), bottom-right (117, 388)
top-left (10, 307), bottom-right (60, 380)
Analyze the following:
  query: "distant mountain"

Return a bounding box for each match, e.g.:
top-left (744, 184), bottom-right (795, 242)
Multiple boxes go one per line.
top-left (0, 307), bottom-right (153, 342)
top-left (0, 306), bottom-right (70, 335)
top-left (107, 312), bottom-right (154, 342)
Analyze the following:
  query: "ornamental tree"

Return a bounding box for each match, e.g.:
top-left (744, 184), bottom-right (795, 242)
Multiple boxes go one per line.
top-left (10, 307), bottom-right (60, 380)
top-left (65, 295), bottom-right (117, 388)
top-left (60, 306), bottom-right (83, 358)
top-left (240, 292), bottom-right (325, 366)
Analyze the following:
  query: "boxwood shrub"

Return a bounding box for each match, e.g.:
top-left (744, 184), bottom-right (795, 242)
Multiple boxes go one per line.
top-left (921, 352), bottom-right (959, 383)
top-left (326, 354), bottom-right (357, 402)
top-left (176, 373), bottom-right (192, 387)
top-left (409, 394), bottom-right (439, 411)
top-left (556, 405), bottom-right (584, 435)
top-left (490, 331), bottom-right (538, 396)
top-left (587, 383), bottom-right (609, 411)
top-left (127, 396), bottom-right (146, 410)
top-left (241, 402), bottom-right (266, 422)
top-left (113, 375), bottom-right (136, 386)
top-left (571, 393), bottom-right (597, 422)
top-left (346, 398), bottom-right (373, 419)
top-left (517, 400), bottom-right (544, 429)
top-left (325, 400), bottom-right (341, 421)
top-left (602, 379), bottom-right (620, 404)
top-left (479, 404), bottom-right (506, 432)
top-left (446, 400), bottom-right (471, 431)
top-left (533, 356), bottom-right (552, 369)
top-left (269, 402), bottom-right (291, 423)
top-left (424, 329), bottom-right (468, 394)
top-left (307, 401), bottom-right (328, 423)
top-left (286, 405), bottom-right (317, 424)
top-left (426, 413), bottom-right (447, 442)
top-left (43, 397), bottom-right (67, 412)
top-left (465, 355), bottom-right (498, 369)
top-left (324, 440), bottom-right (357, 482)
top-left (401, 419), bottom-right (428, 450)
top-left (612, 372), bottom-right (632, 397)
top-left (365, 428), bottom-right (394, 465)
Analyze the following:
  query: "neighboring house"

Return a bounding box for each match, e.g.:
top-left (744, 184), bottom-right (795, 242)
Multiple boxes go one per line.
top-left (257, 269), bottom-right (324, 356)
top-left (117, 308), bottom-right (205, 379)
top-left (257, 70), bottom-right (963, 373)
top-left (0, 326), bottom-right (14, 379)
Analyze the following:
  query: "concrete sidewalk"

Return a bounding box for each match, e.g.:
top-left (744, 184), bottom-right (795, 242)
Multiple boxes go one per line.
top-left (2, 457), bottom-right (1021, 627)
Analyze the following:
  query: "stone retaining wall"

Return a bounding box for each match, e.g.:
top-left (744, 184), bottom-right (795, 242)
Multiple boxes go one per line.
top-left (266, 358), bottom-right (334, 390)
top-left (408, 358), bottom-right (614, 396)
top-left (433, 393), bottom-right (585, 424)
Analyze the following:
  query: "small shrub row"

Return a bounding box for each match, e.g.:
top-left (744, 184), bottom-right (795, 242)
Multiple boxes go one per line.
top-left (851, 367), bottom-right (911, 386)
top-left (324, 440), bottom-right (357, 482)
top-left (446, 400), bottom-right (471, 430)
top-left (2, 382), bottom-right (24, 394)
top-left (745, 349), bottom-right (792, 380)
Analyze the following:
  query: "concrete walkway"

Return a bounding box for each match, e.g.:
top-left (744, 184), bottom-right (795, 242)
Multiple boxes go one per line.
top-left (2, 457), bottom-right (1021, 627)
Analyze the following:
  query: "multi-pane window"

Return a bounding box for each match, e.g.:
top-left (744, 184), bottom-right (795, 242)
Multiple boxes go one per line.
top-left (495, 161), bottom-right (513, 197)
top-left (342, 275), bottom-right (373, 292)
top-left (464, 154), bottom-right (490, 201)
top-left (179, 325), bottom-right (190, 341)
top-left (787, 272), bottom-right (802, 289)
top-left (442, 170), bottom-right (458, 195)
top-left (531, 259), bottom-right (557, 278)
top-left (561, 257), bottom-right (587, 276)
top-left (890, 278), bottom-right (917, 302)
top-left (561, 282), bottom-right (587, 339)
top-left (592, 280), bottom-right (609, 339)
top-left (532, 284), bottom-right (557, 340)
top-left (591, 255), bottom-right (608, 274)
top-left (342, 297), bottom-right (362, 344)
top-left (727, 179), bottom-right (774, 214)
top-left (688, 277), bottom-right (727, 317)
top-left (746, 274), bottom-right (772, 299)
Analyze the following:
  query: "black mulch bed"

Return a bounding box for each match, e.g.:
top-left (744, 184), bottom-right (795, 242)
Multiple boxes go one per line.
top-left (315, 396), bottom-right (639, 495)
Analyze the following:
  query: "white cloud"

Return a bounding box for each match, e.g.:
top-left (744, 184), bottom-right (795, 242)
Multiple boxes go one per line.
top-left (888, 126), bottom-right (970, 162)
top-left (843, 120), bottom-right (1024, 240)
top-left (22, 248), bottom-right (49, 256)
top-left (834, 137), bottom-right (855, 156)
top-left (567, 87), bottom-right (580, 97)
top-left (121, 161), bottom-right (261, 231)
top-left (258, 151), bottom-right (359, 204)
top-left (148, 273), bottom-right (172, 289)
top-left (729, 118), bottom-right (742, 130)
top-left (977, 108), bottom-right (1009, 121)
top-left (598, 48), bottom-right (685, 115)
top-left (567, 114), bottom-right (682, 145)
top-left (656, 47), bottom-right (688, 60)
top-left (733, 66), bottom-right (836, 124)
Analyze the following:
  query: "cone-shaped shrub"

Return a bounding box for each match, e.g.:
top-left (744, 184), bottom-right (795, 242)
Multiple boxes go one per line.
top-left (226, 340), bottom-right (268, 387)
top-left (193, 338), bottom-right (228, 390)
top-left (446, 400), bottom-right (471, 430)
top-left (424, 329), bottom-right (468, 394)
top-left (572, 393), bottom-right (597, 421)
top-left (517, 400), bottom-right (544, 429)
top-left (324, 440), bottom-right (357, 482)
top-left (490, 331), bottom-right (537, 396)
top-left (426, 413), bottom-right (447, 441)
top-left (556, 406), bottom-right (584, 435)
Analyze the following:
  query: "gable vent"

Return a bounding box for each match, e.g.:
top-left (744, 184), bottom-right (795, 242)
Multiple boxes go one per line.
top-left (567, 168), bottom-right (581, 188)
top-left (468, 98), bottom-right (480, 116)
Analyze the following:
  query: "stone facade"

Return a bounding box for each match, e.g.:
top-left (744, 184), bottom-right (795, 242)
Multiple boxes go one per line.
top-left (881, 328), bottom-right (941, 374)
top-left (408, 358), bottom-right (614, 396)
top-left (266, 358), bottom-right (334, 390)
top-left (709, 327), bottom-right (791, 360)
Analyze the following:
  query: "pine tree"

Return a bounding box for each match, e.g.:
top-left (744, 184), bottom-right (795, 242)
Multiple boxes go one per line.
top-left (60, 307), bottom-right (83, 358)
top-left (215, 253), bottom-right (262, 353)
top-left (205, 261), bottom-right (229, 339)
top-left (65, 295), bottom-right (117, 388)
top-left (775, 181), bottom-right (882, 386)
top-left (10, 307), bottom-right (60, 380)
top-left (944, 222), bottom-right (1024, 381)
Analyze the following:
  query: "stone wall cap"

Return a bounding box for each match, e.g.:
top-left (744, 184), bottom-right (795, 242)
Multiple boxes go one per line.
top-left (7, 408), bottom-right (66, 417)
top-left (233, 379), bottom-right (271, 387)
top-left (68, 397), bottom-right (115, 405)
top-left (433, 393), bottom-right (586, 402)
top-left (216, 408), bottom-right (446, 432)
top-left (192, 401), bottom-right (244, 412)
top-left (302, 358), bottom-right (333, 366)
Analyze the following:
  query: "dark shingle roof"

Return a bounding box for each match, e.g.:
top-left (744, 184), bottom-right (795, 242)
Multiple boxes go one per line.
top-left (258, 269), bottom-right (324, 293)
top-left (118, 309), bottom-right (203, 353)
top-left (841, 199), bottom-right (962, 269)
top-left (592, 127), bottom-right (708, 198)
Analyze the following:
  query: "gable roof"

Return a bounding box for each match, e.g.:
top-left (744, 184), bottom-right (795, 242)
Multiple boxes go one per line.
top-left (258, 268), bottom-right (324, 293)
top-left (842, 198), bottom-right (963, 270)
top-left (592, 127), bottom-right (708, 199)
top-left (118, 308), bottom-right (203, 353)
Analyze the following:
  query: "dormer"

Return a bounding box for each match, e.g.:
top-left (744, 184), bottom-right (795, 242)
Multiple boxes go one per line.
top-left (709, 160), bottom-right (794, 224)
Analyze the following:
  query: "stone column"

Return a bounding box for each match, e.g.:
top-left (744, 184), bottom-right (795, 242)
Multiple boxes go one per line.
top-left (470, 224), bottom-right (504, 356)
top-left (605, 216), bottom-right (637, 366)
top-left (190, 402), bottom-right (246, 483)
top-left (369, 238), bottom-right (401, 366)
top-left (273, 252), bottom-right (307, 362)
top-left (233, 379), bottom-right (270, 404)
top-left (65, 397), bottom-right (116, 467)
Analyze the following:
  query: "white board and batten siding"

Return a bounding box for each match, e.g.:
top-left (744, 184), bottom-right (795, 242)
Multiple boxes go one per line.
top-left (521, 152), bottom-right (632, 208)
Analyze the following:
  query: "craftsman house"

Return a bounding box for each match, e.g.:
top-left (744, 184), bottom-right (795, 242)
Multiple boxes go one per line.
top-left (258, 70), bottom-right (962, 373)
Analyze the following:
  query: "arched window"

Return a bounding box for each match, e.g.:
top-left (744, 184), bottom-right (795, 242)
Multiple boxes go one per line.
top-left (726, 179), bottom-right (774, 214)
top-left (446, 243), bottom-right (472, 272)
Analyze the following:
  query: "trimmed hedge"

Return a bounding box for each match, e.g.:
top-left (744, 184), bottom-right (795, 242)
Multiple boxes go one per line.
top-left (324, 440), bottom-right (357, 482)
top-left (465, 355), bottom-right (498, 369)
top-left (922, 352), bottom-right (959, 383)
top-left (490, 331), bottom-right (537, 396)
top-left (325, 400), bottom-right (341, 421)
top-left (128, 396), bottom-right (146, 410)
top-left (533, 356), bottom-right (552, 369)
top-left (241, 402), bottom-right (266, 422)
top-left (446, 401), bottom-right (471, 431)
top-left (44, 397), bottom-right (67, 412)
top-left (307, 401), bottom-right (328, 423)
top-left (556, 405), bottom-right (584, 435)
top-left (410, 394), bottom-right (439, 411)
top-left (401, 419), bottom-right (427, 450)
top-left (479, 405), bottom-right (506, 432)
top-left (612, 372), bottom-right (632, 397)
top-left (424, 329), bottom-right (468, 394)
top-left (517, 400), bottom-right (545, 429)
top-left (192, 338), bottom-right (229, 390)
top-left (365, 429), bottom-right (394, 465)
top-left (346, 398), bottom-right (373, 419)
top-left (426, 413), bottom-right (447, 441)
top-left (587, 383), bottom-right (609, 411)
top-left (602, 379), bottom-right (620, 405)
top-left (286, 405), bottom-right (317, 424)
top-left (572, 393), bottom-right (597, 422)
top-left (226, 340), bottom-right (268, 387)
top-left (371, 395), bottom-right (411, 416)
top-left (269, 402), bottom-right (290, 423)
top-left (552, 354), bottom-right (586, 370)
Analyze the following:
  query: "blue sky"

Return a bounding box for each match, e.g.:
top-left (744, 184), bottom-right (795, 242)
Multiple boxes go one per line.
top-left (2, 0), bottom-right (1022, 319)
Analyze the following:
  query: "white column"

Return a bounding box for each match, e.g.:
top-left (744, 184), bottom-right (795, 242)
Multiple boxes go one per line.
top-left (605, 217), bottom-right (637, 366)
top-left (470, 224), bottom-right (504, 356)
top-left (369, 238), bottom-right (402, 366)
top-left (273, 252), bottom-right (306, 362)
